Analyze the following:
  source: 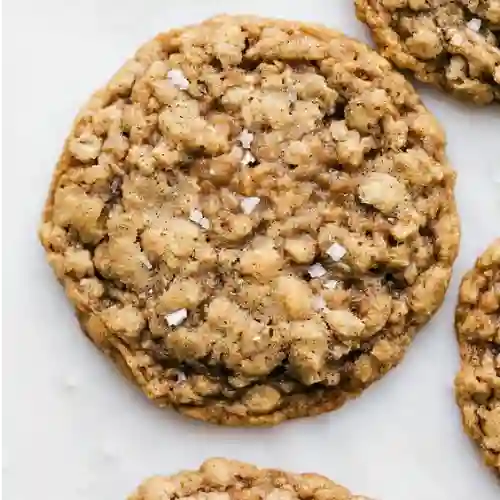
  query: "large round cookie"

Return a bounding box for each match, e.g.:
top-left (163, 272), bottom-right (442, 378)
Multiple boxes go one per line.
top-left (455, 239), bottom-right (500, 474)
top-left (129, 458), bottom-right (371, 500)
top-left (40, 15), bottom-right (460, 425)
top-left (355, 0), bottom-right (500, 104)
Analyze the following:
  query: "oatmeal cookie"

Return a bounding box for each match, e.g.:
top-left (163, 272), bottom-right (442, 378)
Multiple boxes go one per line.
top-left (129, 458), bottom-right (372, 500)
top-left (40, 15), bottom-right (460, 425)
top-left (455, 239), bottom-right (500, 474)
top-left (355, 0), bottom-right (500, 104)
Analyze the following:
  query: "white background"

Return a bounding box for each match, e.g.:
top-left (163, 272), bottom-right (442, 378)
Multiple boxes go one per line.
top-left (3, 1), bottom-right (500, 499)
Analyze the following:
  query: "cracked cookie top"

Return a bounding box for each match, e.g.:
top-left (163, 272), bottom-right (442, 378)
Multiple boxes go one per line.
top-left (455, 239), bottom-right (500, 474)
top-left (40, 15), bottom-right (459, 425)
top-left (129, 458), bottom-right (371, 500)
top-left (356, 0), bottom-right (500, 104)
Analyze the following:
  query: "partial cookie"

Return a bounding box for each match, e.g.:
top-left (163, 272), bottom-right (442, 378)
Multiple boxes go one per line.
top-left (129, 458), bottom-right (372, 500)
top-left (40, 15), bottom-right (460, 425)
top-left (455, 239), bottom-right (500, 474)
top-left (355, 0), bottom-right (500, 104)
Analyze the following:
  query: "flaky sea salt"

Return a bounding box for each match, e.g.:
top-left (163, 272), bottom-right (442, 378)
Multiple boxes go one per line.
top-left (167, 69), bottom-right (189, 90)
top-left (241, 150), bottom-right (256, 166)
top-left (324, 279), bottom-right (339, 290)
top-left (189, 209), bottom-right (210, 229)
top-left (200, 217), bottom-right (210, 230)
top-left (189, 208), bottom-right (204, 224)
top-left (308, 263), bottom-right (327, 278)
top-left (166, 308), bottom-right (188, 327)
top-left (238, 129), bottom-right (254, 149)
top-left (240, 196), bottom-right (260, 215)
top-left (312, 295), bottom-right (327, 311)
top-left (466, 18), bottom-right (482, 32)
top-left (326, 242), bottom-right (347, 261)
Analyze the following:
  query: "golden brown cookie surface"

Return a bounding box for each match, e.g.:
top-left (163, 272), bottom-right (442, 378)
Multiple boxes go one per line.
top-left (129, 458), bottom-right (372, 500)
top-left (455, 239), bottom-right (500, 474)
top-left (40, 15), bottom-right (459, 425)
top-left (356, 0), bottom-right (500, 104)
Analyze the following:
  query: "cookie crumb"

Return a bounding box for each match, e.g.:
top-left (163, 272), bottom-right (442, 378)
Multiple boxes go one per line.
top-left (466, 18), bottom-right (481, 32)
top-left (238, 129), bottom-right (254, 149)
top-left (166, 309), bottom-right (188, 327)
top-left (308, 263), bottom-right (327, 278)
top-left (189, 209), bottom-right (210, 230)
top-left (326, 242), bottom-right (347, 261)
top-left (167, 69), bottom-right (189, 90)
top-left (240, 196), bottom-right (260, 214)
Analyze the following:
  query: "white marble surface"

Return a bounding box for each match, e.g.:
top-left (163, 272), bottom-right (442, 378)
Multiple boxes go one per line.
top-left (3, 1), bottom-right (500, 499)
